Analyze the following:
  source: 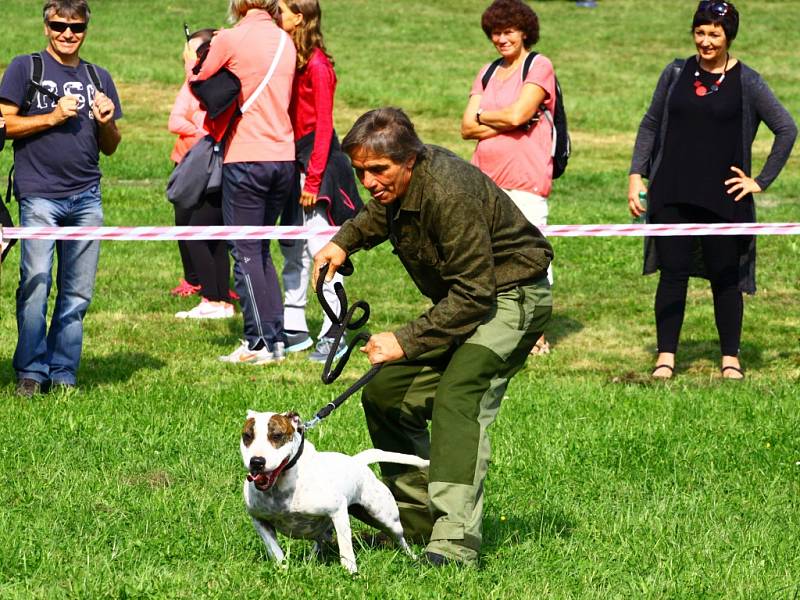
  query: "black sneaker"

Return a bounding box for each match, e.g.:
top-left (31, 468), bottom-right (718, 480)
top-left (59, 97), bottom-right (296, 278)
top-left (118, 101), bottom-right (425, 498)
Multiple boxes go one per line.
top-left (285, 330), bottom-right (313, 352)
top-left (424, 552), bottom-right (455, 567)
top-left (16, 378), bottom-right (41, 398)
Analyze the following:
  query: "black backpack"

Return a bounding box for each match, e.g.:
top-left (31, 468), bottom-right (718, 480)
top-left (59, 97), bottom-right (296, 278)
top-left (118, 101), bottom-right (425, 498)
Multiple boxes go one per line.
top-left (481, 51), bottom-right (571, 179)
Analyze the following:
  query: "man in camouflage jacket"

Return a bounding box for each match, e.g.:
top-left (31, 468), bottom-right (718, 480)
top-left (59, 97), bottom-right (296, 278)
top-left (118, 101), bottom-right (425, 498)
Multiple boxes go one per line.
top-left (313, 107), bottom-right (553, 567)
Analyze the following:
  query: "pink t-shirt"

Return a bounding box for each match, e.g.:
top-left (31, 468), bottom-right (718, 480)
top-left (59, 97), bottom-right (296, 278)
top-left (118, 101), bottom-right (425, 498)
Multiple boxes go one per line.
top-left (194, 11), bottom-right (296, 164)
top-left (470, 54), bottom-right (556, 198)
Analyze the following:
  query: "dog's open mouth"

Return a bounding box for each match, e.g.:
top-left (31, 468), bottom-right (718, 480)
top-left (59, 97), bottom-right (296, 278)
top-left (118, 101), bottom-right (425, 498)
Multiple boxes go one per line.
top-left (247, 457), bottom-right (290, 491)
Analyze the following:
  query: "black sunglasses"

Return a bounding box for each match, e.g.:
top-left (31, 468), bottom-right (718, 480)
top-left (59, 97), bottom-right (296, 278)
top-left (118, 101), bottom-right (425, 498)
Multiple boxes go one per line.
top-left (697, 1), bottom-right (732, 16)
top-left (47, 20), bottom-right (88, 34)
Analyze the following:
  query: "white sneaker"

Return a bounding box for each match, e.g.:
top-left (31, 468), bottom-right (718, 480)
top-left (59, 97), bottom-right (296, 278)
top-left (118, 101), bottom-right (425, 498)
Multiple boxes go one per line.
top-left (176, 299), bottom-right (234, 320)
top-left (218, 340), bottom-right (276, 364)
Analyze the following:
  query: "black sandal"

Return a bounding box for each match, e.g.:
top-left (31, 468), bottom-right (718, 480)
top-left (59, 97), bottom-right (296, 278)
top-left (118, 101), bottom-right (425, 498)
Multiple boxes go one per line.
top-left (721, 365), bottom-right (745, 380)
top-left (651, 364), bottom-right (674, 379)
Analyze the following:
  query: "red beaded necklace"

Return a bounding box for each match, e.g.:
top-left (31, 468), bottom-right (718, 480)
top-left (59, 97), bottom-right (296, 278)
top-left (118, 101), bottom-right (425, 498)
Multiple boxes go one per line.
top-left (694, 54), bottom-right (729, 97)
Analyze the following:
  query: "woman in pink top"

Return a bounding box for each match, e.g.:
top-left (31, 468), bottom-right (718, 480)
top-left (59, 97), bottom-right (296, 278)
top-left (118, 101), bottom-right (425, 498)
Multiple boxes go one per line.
top-left (277, 0), bottom-right (362, 363)
top-left (169, 29), bottom-right (235, 320)
top-left (461, 0), bottom-right (556, 356)
top-left (192, 0), bottom-right (297, 364)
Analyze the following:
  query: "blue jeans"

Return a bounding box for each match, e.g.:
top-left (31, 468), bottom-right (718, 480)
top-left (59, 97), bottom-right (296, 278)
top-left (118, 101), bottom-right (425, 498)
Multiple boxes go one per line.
top-left (13, 186), bottom-right (103, 386)
top-left (222, 161), bottom-right (295, 350)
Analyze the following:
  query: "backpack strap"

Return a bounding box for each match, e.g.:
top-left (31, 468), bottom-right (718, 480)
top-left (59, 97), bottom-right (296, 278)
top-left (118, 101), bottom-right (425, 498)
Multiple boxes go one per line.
top-left (481, 51), bottom-right (539, 90)
top-left (480, 57), bottom-right (504, 90)
top-left (5, 165), bottom-right (14, 205)
top-left (21, 52), bottom-right (45, 114)
top-left (85, 62), bottom-right (104, 94)
top-left (521, 51), bottom-right (538, 81)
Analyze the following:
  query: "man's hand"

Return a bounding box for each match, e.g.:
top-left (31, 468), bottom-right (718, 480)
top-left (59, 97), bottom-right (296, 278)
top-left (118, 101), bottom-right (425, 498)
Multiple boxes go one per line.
top-left (51, 95), bottom-right (79, 126)
top-left (312, 241), bottom-right (347, 289)
top-left (91, 92), bottom-right (115, 126)
top-left (360, 332), bottom-right (405, 365)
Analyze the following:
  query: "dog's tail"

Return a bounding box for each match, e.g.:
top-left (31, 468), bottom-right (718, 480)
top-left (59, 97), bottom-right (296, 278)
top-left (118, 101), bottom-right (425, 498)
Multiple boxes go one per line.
top-left (354, 449), bottom-right (429, 469)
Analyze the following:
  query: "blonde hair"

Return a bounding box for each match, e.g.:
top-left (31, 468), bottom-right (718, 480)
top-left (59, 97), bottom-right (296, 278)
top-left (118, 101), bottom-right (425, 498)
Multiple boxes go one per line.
top-left (228, 0), bottom-right (280, 23)
top-left (284, 0), bottom-right (333, 70)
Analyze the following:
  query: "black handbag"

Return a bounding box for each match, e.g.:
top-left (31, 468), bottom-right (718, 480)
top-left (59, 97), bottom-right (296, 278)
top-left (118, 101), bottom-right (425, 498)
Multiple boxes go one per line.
top-left (166, 135), bottom-right (223, 211)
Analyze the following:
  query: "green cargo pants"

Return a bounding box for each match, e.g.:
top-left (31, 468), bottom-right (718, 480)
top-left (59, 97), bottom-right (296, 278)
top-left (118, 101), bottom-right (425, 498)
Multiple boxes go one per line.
top-left (360, 277), bottom-right (552, 564)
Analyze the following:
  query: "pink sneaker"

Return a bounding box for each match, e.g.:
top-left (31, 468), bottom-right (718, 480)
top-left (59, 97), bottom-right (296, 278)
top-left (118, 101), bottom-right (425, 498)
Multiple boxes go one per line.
top-left (171, 279), bottom-right (201, 297)
top-left (175, 299), bottom-right (235, 319)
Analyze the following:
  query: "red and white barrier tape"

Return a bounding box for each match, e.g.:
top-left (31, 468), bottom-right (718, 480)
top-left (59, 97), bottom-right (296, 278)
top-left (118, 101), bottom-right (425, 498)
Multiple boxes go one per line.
top-left (1, 222), bottom-right (800, 241)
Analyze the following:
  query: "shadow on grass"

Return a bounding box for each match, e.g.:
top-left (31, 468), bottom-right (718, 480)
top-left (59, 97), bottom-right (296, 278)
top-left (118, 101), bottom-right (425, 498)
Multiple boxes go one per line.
top-left (546, 314), bottom-right (583, 346)
top-left (80, 352), bottom-right (166, 385)
top-left (483, 507), bottom-right (575, 552)
top-left (678, 339), bottom-right (765, 371)
top-left (612, 339), bottom-right (767, 385)
top-left (208, 319), bottom-right (248, 349)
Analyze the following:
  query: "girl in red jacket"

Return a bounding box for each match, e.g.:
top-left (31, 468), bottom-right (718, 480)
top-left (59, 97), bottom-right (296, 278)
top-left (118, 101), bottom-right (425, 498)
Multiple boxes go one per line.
top-left (278, 0), bottom-right (362, 362)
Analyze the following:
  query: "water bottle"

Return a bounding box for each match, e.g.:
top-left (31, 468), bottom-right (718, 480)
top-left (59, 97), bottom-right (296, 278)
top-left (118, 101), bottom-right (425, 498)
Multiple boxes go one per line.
top-left (632, 191), bottom-right (647, 224)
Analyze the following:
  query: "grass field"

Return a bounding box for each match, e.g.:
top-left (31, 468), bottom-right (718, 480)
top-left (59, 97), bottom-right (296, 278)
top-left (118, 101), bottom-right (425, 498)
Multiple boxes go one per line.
top-left (1, 1), bottom-right (799, 598)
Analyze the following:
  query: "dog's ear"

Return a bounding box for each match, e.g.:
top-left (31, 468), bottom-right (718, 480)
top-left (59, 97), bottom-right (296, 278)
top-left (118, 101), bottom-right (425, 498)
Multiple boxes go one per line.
top-left (285, 411), bottom-right (304, 434)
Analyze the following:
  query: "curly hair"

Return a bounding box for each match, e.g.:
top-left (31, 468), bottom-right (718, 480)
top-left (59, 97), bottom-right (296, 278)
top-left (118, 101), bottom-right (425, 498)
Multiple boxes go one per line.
top-left (284, 0), bottom-right (334, 70)
top-left (481, 0), bottom-right (539, 49)
top-left (692, 2), bottom-right (739, 45)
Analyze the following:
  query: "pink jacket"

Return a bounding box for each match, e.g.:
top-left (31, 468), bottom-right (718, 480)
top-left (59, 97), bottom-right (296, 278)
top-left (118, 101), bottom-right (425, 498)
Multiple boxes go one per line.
top-left (193, 11), bottom-right (296, 164)
top-left (168, 82), bottom-right (207, 163)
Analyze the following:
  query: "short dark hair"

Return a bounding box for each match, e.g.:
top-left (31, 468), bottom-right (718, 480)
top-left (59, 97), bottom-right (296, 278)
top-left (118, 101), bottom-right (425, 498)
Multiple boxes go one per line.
top-left (189, 28), bottom-right (217, 44)
top-left (42, 0), bottom-right (91, 22)
top-left (481, 0), bottom-right (539, 49)
top-left (342, 107), bottom-right (426, 165)
top-left (692, 2), bottom-right (739, 45)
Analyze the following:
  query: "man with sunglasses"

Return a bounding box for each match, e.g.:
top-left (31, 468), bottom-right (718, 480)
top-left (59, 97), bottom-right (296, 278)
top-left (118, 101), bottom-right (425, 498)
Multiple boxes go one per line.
top-left (0, 0), bottom-right (123, 397)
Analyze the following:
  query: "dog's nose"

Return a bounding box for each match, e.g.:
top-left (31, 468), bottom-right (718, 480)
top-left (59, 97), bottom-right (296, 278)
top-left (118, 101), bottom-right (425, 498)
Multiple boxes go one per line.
top-left (249, 456), bottom-right (266, 472)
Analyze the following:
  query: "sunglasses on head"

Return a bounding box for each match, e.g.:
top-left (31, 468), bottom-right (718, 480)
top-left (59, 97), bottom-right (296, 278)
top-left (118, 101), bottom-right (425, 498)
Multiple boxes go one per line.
top-left (697, 1), bottom-right (732, 16)
top-left (47, 20), bottom-right (87, 34)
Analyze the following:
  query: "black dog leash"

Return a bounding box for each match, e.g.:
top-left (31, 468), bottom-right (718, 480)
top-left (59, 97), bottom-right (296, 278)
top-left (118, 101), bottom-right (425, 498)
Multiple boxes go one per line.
top-left (303, 261), bottom-right (384, 430)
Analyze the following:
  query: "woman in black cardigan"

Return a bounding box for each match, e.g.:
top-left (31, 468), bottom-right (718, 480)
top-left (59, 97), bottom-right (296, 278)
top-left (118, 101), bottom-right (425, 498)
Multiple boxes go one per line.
top-left (628, 1), bottom-right (796, 380)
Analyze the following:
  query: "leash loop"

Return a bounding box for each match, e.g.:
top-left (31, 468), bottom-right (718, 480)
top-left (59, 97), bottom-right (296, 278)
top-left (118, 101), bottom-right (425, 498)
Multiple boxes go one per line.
top-left (304, 261), bottom-right (384, 430)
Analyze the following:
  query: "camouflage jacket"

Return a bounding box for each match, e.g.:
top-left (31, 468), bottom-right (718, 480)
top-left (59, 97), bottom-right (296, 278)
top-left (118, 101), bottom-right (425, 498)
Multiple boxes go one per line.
top-left (332, 145), bottom-right (553, 359)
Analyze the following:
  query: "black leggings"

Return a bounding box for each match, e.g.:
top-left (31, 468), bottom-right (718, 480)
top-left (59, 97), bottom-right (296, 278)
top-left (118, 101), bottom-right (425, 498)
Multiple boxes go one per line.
top-left (652, 204), bottom-right (743, 356)
top-left (174, 204), bottom-right (198, 285)
top-left (186, 194), bottom-right (230, 302)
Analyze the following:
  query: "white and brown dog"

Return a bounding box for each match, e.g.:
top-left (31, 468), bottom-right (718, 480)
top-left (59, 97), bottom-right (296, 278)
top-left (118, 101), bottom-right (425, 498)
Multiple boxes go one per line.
top-left (240, 410), bottom-right (429, 573)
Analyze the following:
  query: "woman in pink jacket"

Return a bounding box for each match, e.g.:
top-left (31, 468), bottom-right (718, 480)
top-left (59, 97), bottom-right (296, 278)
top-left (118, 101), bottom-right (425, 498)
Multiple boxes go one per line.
top-left (169, 28), bottom-right (234, 320)
top-left (193, 0), bottom-right (297, 364)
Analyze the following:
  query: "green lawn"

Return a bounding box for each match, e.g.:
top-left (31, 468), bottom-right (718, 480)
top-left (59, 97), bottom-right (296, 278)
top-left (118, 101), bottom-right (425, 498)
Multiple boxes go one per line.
top-left (1, 1), bottom-right (799, 598)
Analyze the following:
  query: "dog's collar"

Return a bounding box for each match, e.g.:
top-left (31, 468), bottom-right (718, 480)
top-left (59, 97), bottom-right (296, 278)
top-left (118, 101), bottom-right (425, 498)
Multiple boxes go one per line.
top-left (283, 431), bottom-right (305, 471)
